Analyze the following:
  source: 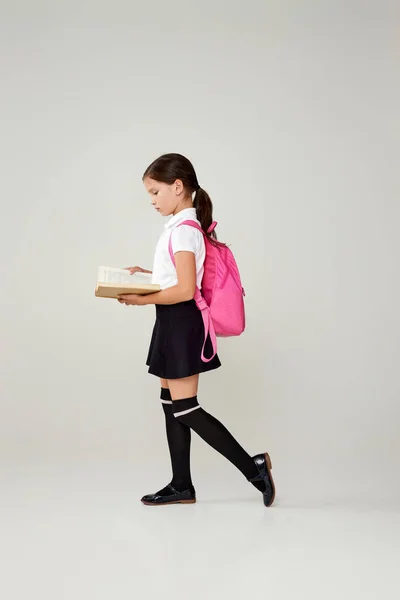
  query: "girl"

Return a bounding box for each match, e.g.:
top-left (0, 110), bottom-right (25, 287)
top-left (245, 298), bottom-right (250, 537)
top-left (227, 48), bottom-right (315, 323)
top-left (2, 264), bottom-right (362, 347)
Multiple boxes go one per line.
top-left (118, 153), bottom-right (275, 507)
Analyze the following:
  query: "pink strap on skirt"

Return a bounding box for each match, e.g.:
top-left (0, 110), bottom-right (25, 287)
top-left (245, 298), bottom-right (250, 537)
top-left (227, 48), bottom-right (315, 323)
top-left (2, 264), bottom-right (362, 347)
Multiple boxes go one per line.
top-left (193, 289), bottom-right (217, 362)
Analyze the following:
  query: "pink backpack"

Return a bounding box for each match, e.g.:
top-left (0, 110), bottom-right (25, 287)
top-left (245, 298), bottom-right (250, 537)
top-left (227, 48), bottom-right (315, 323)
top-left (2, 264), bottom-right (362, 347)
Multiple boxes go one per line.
top-left (168, 220), bottom-right (246, 362)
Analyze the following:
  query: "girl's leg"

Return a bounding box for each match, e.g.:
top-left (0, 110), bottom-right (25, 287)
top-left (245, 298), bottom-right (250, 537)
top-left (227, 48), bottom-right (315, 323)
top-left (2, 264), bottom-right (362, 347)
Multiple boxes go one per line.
top-left (167, 376), bottom-right (264, 488)
top-left (159, 378), bottom-right (193, 491)
top-left (166, 374), bottom-right (199, 398)
top-left (141, 377), bottom-right (196, 505)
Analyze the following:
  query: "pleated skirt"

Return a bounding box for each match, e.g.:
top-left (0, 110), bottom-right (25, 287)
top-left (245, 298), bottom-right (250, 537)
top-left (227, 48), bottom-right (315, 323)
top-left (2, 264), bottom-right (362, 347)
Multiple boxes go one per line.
top-left (146, 300), bottom-right (222, 379)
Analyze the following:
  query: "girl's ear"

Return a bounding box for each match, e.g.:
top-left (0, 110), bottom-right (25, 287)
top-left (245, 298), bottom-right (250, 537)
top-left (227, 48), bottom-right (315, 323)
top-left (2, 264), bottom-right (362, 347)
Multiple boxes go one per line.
top-left (174, 179), bottom-right (184, 196)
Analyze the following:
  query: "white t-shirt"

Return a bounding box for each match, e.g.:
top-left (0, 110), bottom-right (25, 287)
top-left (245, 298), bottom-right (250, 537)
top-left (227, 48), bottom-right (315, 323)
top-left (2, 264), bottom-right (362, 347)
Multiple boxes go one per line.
top-left (151, 207), bottom-right (205, 290)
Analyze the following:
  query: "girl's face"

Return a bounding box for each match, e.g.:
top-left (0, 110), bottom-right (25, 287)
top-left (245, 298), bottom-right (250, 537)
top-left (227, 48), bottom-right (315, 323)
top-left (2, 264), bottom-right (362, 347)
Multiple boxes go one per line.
top-left (143, 176), bottom-right (186, 217)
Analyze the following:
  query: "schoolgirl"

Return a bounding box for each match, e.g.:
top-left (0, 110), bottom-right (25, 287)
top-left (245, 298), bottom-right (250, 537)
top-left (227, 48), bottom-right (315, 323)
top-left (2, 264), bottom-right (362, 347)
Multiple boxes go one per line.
top-left (118, 153), bottom-right (275, 507)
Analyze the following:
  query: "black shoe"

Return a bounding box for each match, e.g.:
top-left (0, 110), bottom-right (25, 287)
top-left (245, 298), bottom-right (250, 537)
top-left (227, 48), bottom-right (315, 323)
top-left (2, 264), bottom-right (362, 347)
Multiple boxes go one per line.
top-left (141, 484), bottom-right (196, 506)
top-left (248, 452), bottom-right (275, 507)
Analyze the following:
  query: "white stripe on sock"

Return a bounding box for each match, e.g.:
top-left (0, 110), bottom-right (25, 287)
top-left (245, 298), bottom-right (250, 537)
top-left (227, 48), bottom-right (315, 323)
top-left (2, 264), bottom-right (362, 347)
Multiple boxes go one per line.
top-left (174, 405), bottom-right (201, 417)
top-left (161, 400), bottom-right (173, 404)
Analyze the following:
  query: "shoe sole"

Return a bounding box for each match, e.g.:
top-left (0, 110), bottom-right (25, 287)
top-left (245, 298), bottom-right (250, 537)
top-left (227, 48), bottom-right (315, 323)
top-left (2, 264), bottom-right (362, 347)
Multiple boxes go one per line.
top-left (264, 452), bottom-right (276, 507)
top-left (141, 498), bottom-right (196, 506)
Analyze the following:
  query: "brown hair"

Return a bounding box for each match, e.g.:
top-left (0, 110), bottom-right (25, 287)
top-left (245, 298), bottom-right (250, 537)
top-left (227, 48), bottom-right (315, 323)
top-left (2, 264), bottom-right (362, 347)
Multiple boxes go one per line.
top-left (142, 153), bottom-right (217, 240)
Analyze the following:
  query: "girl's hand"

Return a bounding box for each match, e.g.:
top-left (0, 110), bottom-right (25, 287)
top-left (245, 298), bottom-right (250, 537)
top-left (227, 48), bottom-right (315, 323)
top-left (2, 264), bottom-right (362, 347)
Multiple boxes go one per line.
top-left (117, 294), bottom-right (147, 306)
top-left (124, 266), bottom-right (152, 275)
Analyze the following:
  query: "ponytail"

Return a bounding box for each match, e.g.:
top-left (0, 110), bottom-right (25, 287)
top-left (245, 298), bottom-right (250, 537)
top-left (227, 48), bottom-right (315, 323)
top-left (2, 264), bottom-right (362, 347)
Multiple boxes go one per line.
top-left (193, 187), bottom-right (217, 241)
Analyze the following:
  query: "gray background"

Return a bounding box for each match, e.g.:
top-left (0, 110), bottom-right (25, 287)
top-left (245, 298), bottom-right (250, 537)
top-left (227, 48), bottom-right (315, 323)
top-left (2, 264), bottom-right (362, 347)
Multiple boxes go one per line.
top-left (0, 1), bottom-right (400, 500)
top-left (1, 0), bottom-right (399, 502)
top-left (0, 2), bottom-right (399, 597)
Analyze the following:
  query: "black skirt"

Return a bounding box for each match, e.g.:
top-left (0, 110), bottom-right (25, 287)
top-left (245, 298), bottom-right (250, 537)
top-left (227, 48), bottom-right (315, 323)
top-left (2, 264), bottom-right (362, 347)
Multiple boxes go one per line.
top-left (146, 300), bottom-right (222, 379)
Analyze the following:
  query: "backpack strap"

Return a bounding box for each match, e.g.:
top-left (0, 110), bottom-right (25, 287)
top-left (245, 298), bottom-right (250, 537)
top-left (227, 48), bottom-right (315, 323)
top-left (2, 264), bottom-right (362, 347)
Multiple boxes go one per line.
top-left (194, 289), bottom-right (217, 363)
top-left (168, 220), bottom-right (218, 363)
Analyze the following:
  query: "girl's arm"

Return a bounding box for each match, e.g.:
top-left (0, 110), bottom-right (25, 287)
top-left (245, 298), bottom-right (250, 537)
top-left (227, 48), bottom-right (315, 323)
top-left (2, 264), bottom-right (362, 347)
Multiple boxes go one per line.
top-left (143, 251), bottom-right (196, 305)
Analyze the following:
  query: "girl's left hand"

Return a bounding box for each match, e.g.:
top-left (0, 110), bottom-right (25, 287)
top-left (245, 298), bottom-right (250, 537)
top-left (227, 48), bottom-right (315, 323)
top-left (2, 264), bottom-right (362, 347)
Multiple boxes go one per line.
top-left (117, 294), bottom-right (146, 306)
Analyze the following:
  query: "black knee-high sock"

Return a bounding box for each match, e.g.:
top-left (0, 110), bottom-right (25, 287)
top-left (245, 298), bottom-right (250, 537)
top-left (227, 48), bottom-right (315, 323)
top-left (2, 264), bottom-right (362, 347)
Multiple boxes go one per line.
top-left (172, 396), bottom-right (265, 492)
top-left (160, 388), bottom-right (193, 492)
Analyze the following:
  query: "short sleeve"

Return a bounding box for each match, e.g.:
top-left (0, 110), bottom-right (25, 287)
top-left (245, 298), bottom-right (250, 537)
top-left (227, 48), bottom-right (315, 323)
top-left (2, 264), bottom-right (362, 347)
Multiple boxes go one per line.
top-left (170, 225), bottom-right (202, 255)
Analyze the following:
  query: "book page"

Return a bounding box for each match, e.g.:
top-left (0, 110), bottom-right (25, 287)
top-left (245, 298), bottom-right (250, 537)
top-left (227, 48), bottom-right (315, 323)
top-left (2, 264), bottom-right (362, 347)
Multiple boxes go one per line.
top-left (97, 266), bottom-right (153, 285)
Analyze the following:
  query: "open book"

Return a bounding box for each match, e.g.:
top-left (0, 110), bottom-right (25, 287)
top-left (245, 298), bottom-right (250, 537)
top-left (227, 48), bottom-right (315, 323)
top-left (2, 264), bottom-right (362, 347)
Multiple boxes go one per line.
top-left (95, 266), bottom-right (160, 299)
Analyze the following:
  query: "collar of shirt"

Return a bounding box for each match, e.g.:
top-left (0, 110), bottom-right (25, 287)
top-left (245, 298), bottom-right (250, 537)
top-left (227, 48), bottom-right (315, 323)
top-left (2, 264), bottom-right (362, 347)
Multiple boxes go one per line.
top-left (164, 207), bottom-right (198, 230)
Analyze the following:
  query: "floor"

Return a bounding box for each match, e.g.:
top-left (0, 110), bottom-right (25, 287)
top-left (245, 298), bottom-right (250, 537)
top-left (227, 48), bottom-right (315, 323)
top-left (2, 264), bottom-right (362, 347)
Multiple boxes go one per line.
top-left (1, 461), bottom-right (399, 600)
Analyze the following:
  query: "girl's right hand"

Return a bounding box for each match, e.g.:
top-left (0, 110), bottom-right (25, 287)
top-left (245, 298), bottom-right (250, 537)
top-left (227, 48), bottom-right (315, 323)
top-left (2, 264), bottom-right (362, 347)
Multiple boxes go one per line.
top-left (124, 266), bottom-right (152, 274)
